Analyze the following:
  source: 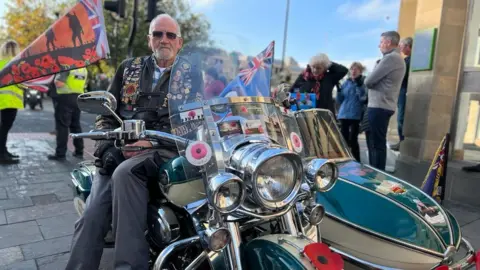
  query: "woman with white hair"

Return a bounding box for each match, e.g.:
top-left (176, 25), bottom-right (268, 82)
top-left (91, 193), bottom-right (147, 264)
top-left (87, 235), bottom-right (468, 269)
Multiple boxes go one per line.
top-left (289, 53), bottom-right (348, 113)
top-left (0, 40), bottom-right (22, 164)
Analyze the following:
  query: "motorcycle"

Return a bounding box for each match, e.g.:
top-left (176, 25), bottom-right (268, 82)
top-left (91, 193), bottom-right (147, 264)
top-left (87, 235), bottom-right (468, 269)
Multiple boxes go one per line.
top-left (69, 42), bottom-right (345, 269)
top-left (22, 87), bottom-right (43, 110)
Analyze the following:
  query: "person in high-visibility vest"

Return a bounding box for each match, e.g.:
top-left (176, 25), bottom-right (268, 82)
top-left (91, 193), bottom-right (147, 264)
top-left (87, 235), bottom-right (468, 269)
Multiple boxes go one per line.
top-left (47, 67), bottom-right (87, 160)
top-left (0, 40), bottom-right (23, 164)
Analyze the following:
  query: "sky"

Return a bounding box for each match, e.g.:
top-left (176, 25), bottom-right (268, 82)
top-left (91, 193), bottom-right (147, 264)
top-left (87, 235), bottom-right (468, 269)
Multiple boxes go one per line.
top-left (0, 0), bottom-right (401, 72)
top-left (189, 0), bottom-right (401, 72)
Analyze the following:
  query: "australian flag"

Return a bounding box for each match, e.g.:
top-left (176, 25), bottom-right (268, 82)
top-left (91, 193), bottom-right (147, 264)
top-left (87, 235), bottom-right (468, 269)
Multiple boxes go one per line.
top-left (219, 41), bottom-right (275, 98)
top-left (421, 134), bottom-right (450, 204)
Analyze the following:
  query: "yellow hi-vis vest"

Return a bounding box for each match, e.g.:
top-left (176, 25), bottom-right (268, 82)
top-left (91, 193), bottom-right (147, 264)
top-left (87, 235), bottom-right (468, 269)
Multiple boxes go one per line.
top-left (0, 58), bottom-right (24, 110)
top-left (57, 67), bottom-right (87, 95)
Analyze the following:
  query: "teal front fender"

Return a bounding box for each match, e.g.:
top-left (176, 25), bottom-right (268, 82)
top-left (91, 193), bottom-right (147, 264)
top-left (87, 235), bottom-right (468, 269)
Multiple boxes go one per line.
top-left (207, 234), bottom-right (316, 270)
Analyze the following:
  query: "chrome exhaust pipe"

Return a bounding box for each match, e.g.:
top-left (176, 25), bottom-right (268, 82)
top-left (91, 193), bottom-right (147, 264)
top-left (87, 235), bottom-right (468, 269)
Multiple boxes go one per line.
top-left (152, 236), bottom-right (200, 270)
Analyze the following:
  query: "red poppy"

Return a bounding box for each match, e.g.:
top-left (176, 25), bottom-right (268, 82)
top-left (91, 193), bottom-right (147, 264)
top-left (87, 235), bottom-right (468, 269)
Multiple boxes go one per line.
top-left (34, 59), bottom-right (41, 66)
top-left (1, 74), bottom-right (13, 85)
top-left (51, 65), bottom-right (60, 73)
top-left (188, 110), bottom-right (196, 118)
top-left (240, 106), bottom-right (248, 113)
top-left (258, 126), bottom-right (264, 133)
top-left (190, 143), bottom-right (208, 160)
top-left (13, 75), bottom-right (23, 82)
top-left (11, 65), bottom-right (20, 75)
top-left (292, 134), bottom-right (301, 148)
top-left (20, 63), bottom-right (32, 74)
top-left (303, 243), bottom-right (343, 270)
top-left (41, 55), bottom-right (54, 69)
top-left (125, 85), bottom-right (136, 95)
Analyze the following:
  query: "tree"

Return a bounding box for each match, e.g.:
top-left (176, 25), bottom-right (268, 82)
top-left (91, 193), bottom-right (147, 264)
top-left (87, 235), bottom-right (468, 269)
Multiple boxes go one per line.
top-left (1, 0), bottom-right (211, 78)
top-left (1, 0), bottom-right (75, 49)
top-left (104, 0), bottom-right (212, 69)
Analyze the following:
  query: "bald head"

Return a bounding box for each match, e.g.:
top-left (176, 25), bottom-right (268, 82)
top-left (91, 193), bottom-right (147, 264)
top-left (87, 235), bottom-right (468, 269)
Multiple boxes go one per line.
top-left (149, 14), bottom-right (182, 37)
top-left (147, 13), bottom-right (183, 67)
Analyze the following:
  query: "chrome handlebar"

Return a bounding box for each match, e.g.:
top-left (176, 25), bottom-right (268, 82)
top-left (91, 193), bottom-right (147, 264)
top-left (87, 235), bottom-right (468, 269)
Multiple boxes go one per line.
top-left (70, 120), bottom-right (191, 147)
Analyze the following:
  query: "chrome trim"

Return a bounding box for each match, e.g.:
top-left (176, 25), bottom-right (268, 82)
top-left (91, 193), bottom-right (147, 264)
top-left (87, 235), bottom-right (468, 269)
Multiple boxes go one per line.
top-left (323, 240), bottom-right (401, 270)
top-left (70, 173), bottom-right (87, 192)
top-left (444, 208), bottom-right (463, 249)
top-left (184, 198), bottom-right (208, 215)
top-left (236, 190), bottom-right (309, 219)
top-left (304, 158), bottom-right (339, 192)
top-left (230, 143), bottom-right (303, 209)
top-left (364, 164), bottom-right (455, 247)
top-left (185, 250), bottom-right (209, 270)
top-left (152, 236), bottom-right (200, 270)
top-left (334, 177), bottom-right (447, 255)
top-left (225, 222), bottom-right (243, 270)
top-left (444, 237), bottom-right (477, 269)
top-left (141, 130), bottom-right (190, 148)
top-left (281, 210), bottom-right (298, 236)
top-left (207, 173), bottom-right (246, 214)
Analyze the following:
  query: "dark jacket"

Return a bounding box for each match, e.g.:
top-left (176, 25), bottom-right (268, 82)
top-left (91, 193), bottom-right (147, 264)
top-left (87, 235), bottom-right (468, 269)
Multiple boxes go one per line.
top-left (94, 55), bottom-right (172, 156)
top-left (290, 62), bottom-right (348, 113)
top-left (401, 55), bottom-right (410, 89)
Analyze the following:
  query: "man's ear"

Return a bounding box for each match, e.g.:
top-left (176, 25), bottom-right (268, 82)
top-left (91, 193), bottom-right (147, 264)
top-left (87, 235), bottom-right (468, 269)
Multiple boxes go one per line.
top-left (147, 35), bottom-right (152, 50)
top-left (178, 37), bottom-right (184, 49)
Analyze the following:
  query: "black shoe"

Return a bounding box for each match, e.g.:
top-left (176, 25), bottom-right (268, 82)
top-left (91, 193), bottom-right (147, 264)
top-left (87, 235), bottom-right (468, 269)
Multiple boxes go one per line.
top-left (47, 154), bottom-right (66, 161)
top-left (6, 151), bottom-right (19, 159)
top-left (73, 152), bottom-right (83, 158)
top-left (390, 142), bottom-right (401, 151)
top-left (462, 164), bottom-right (480, 173)
top-left (0, 153), bottom-right (20, 164)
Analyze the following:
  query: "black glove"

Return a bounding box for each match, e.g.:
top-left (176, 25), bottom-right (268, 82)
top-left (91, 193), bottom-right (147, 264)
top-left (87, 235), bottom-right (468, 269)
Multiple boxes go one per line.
top-left (355, 76), bottom-right (364, 87)
top-left (95, 146), bottom-right (125, 176)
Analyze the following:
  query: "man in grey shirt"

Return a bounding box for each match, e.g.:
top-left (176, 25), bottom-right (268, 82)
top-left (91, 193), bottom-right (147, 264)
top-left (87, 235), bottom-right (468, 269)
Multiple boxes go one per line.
top-left (364, 31), bottom-right (406, 170)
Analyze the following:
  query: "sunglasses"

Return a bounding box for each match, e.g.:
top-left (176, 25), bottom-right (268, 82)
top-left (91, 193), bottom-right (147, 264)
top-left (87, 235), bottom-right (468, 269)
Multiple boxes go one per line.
top-left (151, 31), bottom-right (178, 40)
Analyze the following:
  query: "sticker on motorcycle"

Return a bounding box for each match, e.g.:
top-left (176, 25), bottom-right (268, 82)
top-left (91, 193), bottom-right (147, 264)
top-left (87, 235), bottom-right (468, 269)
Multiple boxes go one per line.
top-left (290, 132), bottom-right (303, 153)
top-left (186, 141), bottom-right (212, 166)
top-left (180, 109), bottom-right (204, 122)
top-left (243, 119), bottom-right (265, 135)
top-left (218, 120), bottom-right (243, 137)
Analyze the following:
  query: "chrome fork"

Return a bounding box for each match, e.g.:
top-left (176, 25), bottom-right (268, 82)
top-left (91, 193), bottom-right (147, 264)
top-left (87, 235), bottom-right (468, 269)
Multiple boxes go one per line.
top-left (225, 222), bottom-right (243, 270)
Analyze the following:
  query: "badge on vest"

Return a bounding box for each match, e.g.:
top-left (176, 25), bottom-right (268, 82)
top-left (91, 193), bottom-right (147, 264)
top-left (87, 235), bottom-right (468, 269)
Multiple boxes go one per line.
top-left (122, 83), bottom-right (139, 105)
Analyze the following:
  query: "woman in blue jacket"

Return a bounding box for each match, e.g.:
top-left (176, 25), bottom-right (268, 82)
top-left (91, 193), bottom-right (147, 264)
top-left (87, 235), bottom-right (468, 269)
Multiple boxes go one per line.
top-left (337, 62), bottom-right (366, 161)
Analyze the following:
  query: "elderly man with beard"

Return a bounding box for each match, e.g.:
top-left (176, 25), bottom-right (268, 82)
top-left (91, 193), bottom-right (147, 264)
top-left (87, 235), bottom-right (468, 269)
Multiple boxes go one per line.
top-left (65, 14), bottom-right (185, 270)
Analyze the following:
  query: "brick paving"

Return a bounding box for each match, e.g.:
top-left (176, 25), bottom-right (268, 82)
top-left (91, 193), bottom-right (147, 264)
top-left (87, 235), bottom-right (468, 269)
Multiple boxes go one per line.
top-left (0, 134), bottom-right (478, 269)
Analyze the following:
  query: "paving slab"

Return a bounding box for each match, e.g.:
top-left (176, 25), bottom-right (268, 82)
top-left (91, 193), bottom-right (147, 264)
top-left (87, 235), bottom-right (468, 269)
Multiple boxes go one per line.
top-left (36, 252), bottom-right (70, 270)
top-left (0, 189), bottom-right (6, 200)
top-left (0, 221), bottom-right (43, 249)
top-left (36, 213), bottom-right (79, 240)
top-left (0, 259), bottom-right (37, 270)
top-left (5, 201), bottom-right (76, 224)
top-left (21, 235), bottom-right (72, 260)
top-left (0, 247), bottom-right (23, 266)
top-left (0, 211), bottom-right (5, 225)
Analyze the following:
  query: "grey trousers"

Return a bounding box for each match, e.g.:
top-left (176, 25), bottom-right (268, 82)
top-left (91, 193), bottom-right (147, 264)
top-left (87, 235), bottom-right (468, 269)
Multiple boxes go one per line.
top-left (66, 149), bottom-right (175, 270)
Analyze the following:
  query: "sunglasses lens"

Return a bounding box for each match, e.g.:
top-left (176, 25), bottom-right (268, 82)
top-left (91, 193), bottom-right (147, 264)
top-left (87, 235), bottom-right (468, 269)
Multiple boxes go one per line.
top-left (152, 31), bottom-right (177, 40)
top-left (166, 32), bottom-right (177, 40)
top-left (152, 31), bottom-right (163, 38)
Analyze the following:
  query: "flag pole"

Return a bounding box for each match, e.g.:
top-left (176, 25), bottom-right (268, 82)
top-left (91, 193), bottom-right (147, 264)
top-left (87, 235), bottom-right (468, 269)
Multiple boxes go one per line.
top-left (440, 133), bottom-right (450, 204)
top-left (281, 0), bottom-right (290, 72)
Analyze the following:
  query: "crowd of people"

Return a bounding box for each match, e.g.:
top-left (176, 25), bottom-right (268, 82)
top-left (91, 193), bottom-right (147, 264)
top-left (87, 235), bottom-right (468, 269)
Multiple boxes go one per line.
top-left (284, 31), bottom-right (410, 171)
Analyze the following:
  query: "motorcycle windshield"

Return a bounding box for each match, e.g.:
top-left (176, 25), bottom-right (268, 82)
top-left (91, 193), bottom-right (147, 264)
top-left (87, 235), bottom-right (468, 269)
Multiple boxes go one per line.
top-left (168, 40), bottom-right (285, 180)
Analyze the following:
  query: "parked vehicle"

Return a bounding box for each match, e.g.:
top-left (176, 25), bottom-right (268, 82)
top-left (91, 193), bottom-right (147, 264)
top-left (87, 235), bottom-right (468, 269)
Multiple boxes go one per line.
top-left (69, 44), bottom-right (345, 270)
top-left (69, 42), bottom-right (479, 269)
top-left (23, 87), bottom-right (43, 110)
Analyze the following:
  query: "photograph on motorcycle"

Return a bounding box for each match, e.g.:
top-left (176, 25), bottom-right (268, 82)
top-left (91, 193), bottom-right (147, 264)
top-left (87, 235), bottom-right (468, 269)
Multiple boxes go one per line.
top-left (67, 9), bottom-right (479, 270)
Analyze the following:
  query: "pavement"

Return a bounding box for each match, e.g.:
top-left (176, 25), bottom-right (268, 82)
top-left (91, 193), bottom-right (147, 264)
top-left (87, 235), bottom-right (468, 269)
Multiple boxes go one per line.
top-left (0, 99), bottom-right (478, 269)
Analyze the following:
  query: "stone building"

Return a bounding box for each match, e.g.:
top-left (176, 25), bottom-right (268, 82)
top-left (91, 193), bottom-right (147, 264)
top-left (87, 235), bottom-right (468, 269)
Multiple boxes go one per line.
top-left (396, 0), bottom-right (479, 207)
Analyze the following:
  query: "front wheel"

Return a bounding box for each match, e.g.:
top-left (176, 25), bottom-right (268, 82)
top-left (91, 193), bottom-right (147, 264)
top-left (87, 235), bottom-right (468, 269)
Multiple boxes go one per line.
top-left (29, 103), bottom-right (36, 110)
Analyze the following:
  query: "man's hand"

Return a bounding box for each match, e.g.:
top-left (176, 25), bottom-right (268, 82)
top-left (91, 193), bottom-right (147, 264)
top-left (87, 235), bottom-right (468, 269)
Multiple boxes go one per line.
top-left (122, 140), bottom-right (153, 159)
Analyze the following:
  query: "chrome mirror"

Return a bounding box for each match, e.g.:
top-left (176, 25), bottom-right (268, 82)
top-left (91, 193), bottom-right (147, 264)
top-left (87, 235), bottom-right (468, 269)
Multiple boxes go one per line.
top-left (77, 91), bottom-right (117, 115)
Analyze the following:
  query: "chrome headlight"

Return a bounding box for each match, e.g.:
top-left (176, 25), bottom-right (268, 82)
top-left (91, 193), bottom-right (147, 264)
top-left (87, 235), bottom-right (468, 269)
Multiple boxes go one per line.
top-left (207, 173), bottom-right (246, 214)
top-left (305, 159), bottom-right (339, 192)
top-left (230, 143), bottom-right (303, 209)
